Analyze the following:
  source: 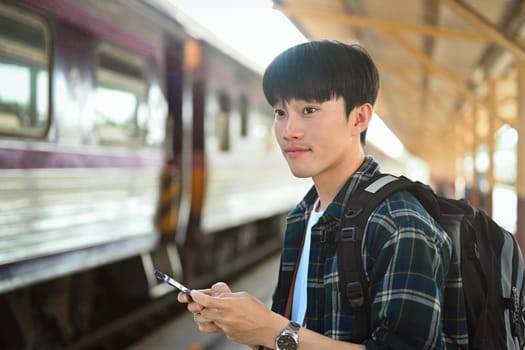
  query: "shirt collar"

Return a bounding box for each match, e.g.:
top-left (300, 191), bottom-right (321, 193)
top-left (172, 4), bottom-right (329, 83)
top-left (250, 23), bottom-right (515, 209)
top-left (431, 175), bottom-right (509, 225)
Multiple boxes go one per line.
top-left (289, 155), bottom-right (382, 223)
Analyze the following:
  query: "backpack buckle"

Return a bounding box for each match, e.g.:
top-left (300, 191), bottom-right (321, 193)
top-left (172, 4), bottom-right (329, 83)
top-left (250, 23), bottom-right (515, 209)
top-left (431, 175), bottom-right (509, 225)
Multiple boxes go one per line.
top-left (321, 230), bottom-right (333, 243)
top-left (339, 227), bottom-right (357, 242)
top-left (346, 281), bottom-right (364, 308)
top-left (510, 286), bottom-right (525, 336)
top-left (321, 227), bottom-right (358, 243)
top-left (345, 207), bottom-right (362, 219)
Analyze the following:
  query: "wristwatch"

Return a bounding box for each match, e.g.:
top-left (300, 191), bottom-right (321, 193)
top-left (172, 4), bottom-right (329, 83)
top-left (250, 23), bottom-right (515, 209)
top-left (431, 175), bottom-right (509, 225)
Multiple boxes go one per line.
top-left (275, 321), bottom-right (300, 350)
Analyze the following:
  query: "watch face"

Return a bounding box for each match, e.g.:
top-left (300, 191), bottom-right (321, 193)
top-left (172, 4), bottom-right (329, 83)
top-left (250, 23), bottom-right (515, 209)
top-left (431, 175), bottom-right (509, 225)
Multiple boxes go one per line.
top-left (277, 334), bottom-right (297, 350)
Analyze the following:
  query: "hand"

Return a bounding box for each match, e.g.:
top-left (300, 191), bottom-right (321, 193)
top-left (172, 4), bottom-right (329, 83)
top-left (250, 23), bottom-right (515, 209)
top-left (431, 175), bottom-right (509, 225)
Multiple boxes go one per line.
top-left (191, 289), bottom-right (288, 348)
top-left (177, 282), bottom-right (231, 334)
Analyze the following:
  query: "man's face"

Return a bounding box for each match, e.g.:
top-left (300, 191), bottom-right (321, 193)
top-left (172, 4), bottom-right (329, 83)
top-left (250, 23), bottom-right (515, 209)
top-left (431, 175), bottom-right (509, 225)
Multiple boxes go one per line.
top-left (273, 96), bottom-right (362, 183)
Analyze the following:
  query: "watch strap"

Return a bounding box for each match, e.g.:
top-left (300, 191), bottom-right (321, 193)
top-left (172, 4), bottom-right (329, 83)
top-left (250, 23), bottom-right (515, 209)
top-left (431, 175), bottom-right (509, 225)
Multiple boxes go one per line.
top-left (287, 321), bottom-right (300, 333)
top-left (275, 321), bottom-right (300, 350)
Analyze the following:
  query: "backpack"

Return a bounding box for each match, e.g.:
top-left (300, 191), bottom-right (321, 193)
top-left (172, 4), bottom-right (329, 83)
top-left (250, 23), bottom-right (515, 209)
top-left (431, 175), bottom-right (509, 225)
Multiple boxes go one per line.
top-left (330, 173), bottom-right (525, 349)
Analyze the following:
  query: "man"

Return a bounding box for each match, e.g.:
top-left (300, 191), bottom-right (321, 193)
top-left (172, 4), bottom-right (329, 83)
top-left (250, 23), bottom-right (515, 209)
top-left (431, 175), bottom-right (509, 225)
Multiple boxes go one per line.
top-left (178, 40), bottom-right (468, 349)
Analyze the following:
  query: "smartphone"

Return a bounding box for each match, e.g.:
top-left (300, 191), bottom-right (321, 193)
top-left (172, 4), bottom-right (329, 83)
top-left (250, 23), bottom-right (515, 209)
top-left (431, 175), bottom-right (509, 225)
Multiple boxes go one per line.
top-left (154, 270), bottom-right (192, 295)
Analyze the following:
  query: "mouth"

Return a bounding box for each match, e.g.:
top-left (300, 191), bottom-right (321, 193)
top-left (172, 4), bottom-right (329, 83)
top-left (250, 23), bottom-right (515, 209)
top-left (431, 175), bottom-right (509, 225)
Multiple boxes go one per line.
top-left (283, 146), bottom-right (310, 158)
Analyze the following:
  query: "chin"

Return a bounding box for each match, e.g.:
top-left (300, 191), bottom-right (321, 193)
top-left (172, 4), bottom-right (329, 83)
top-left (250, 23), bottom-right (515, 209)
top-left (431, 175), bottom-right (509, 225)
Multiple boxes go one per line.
top-left (289, 169), bottom-right (313, 178)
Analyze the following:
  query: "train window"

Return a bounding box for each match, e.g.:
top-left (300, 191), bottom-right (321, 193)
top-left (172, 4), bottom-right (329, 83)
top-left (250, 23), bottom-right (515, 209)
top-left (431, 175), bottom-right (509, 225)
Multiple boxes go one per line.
top-left (94, 43), bottom-right (148, 146)
top-left (217, 93), bottom-right (230, 152)
top-left (239, 95), bottom-right (248, 137)
top-left (253, 108), bottom-right (276, 153)
top-left (0, 3), bottom-right (50, 137)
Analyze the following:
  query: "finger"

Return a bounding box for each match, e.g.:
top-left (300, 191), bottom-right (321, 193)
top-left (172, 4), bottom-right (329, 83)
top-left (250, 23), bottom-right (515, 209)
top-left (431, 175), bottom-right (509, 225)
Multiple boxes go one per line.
top-left (187, 301), bottom-right (204, 314)
top-left (197, 321), bottom-right (222, 334)
top-left (195, 287), bottom-right (213, 295)
top-left (211, 282), bottom-right (231, 295)
top-left (190, 290), bottom-right (240, 312)
top-left (177, 292), bottom-right (190, 303)
top-left (191, 290), bottom-right (215, 307)
top-left (193, 311), bottom-right (222, 333)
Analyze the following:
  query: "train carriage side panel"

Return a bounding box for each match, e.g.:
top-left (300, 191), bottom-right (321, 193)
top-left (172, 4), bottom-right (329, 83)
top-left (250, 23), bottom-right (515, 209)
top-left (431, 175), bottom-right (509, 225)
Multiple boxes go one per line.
top-left (0, 0), bottom-right (171, 293)
top-left (197, 42), bottom-right (312, 235)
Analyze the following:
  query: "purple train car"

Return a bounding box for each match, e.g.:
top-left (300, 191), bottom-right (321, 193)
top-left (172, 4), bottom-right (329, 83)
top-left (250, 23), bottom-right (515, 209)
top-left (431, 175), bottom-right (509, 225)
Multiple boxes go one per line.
top-left (0, 0), bottom-right (311, 347)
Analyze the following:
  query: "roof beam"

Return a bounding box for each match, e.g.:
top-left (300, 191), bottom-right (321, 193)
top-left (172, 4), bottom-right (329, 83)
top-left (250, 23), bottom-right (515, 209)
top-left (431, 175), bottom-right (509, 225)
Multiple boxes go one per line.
top-left (440, 0), bottom-right (525, 62)
top-left (384, 31), bottom-right (475, 100)
top-left (273, 4), bottom-right (486, 42)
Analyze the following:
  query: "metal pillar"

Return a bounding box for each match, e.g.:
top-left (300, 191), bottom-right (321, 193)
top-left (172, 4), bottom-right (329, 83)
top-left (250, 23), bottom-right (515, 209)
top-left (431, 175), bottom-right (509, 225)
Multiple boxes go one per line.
top-left (516, 64), bottom-right (525, 250)
top-left (470, 103), bottom-right (480, 207)
top-left (486, 79), bottom-right (496, 217)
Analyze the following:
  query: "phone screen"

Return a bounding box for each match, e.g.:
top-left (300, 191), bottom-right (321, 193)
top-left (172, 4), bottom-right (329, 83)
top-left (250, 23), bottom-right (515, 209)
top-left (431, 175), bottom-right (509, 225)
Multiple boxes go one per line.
top-left (154, 270), bottom-right (192, 295)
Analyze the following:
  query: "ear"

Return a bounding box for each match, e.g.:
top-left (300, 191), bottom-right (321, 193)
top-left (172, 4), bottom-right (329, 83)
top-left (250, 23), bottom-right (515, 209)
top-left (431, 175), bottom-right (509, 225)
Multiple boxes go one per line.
top-left (351, 103), bottom-right (373, 134)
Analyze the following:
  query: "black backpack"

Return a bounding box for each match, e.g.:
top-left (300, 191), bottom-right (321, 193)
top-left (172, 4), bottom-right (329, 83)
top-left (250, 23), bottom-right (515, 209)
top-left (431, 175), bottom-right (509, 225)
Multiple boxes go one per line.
top-left (330, 173), bottom-right (525, 349)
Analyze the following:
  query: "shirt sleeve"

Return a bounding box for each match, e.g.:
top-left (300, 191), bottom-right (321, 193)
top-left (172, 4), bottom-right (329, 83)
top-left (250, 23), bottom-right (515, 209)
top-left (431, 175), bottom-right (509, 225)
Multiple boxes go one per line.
top-left (361, 192), bottom-right (454, 350)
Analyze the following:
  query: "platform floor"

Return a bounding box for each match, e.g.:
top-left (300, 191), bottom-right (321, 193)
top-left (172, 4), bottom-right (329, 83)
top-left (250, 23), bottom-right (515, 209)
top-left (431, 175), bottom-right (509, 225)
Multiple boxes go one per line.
top-left (127, 253), bottom-right (281, 350)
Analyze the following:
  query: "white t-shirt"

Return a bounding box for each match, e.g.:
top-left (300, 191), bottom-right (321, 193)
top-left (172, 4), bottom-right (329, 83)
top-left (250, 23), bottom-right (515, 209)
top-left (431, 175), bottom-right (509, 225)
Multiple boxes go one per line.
top-left (291, 201), bottom-right (325, 325)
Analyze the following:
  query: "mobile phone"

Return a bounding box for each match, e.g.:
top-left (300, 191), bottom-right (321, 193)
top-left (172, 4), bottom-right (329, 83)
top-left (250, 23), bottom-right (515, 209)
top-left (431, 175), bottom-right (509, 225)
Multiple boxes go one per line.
top-left (154, 270), bottom-right (192, 295)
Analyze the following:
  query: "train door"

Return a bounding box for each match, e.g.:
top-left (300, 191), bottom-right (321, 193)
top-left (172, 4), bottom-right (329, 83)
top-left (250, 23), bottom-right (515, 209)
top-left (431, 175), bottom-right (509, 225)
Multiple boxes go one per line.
top-left (151, 36), bottom-right (198, 286)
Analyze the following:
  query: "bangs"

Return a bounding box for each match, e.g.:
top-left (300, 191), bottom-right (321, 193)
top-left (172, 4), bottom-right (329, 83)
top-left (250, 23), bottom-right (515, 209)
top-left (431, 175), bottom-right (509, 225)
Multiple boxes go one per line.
top-left (262, 42), bottom-right (344, 106)
top-left (262, 40), bottom-right (379, 112)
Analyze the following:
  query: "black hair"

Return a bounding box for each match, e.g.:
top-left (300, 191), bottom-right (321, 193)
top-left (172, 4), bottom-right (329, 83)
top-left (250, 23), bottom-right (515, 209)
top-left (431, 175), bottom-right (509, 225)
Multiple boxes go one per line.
top-left (262, 40), bottom-right (380, 146)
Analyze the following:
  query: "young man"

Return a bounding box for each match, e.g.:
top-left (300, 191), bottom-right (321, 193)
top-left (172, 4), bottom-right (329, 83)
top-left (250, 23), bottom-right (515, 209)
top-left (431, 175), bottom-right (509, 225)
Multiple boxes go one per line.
top-left (178, 40), bottom-right (469, 349)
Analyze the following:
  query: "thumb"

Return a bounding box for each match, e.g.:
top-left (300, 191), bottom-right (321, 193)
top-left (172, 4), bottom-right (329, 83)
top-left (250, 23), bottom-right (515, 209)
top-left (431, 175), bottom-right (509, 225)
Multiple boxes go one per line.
top-left (191, 290), bottom-right (213, 307)
top-left (211, 282), bottom-right (231, 296)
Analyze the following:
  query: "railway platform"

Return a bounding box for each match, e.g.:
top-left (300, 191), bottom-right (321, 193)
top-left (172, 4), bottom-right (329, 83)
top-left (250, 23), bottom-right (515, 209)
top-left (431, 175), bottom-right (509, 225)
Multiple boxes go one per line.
top-left (127, 253), bottom-right (281, 350)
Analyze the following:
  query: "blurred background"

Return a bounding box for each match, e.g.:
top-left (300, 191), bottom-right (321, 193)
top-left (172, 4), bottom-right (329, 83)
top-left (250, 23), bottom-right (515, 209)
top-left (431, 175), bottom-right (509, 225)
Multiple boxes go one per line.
top-left (1, 0), bottom-right (524, 348)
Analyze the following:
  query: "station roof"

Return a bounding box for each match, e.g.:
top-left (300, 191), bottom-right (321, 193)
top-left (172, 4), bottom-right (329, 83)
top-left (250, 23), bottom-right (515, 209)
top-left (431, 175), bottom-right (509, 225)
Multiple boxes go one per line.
top-left (273, 0), bottom-right (524, 179)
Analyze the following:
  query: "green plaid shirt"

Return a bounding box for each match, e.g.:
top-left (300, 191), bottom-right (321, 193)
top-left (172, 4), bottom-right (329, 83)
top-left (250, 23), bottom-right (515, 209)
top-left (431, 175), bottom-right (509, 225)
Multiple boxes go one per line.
top-left (271, 156), bottom-right (468, 349)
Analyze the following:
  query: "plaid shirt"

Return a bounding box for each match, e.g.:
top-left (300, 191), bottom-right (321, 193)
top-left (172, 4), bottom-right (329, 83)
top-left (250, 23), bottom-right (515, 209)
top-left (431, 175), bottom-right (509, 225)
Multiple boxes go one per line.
top-left (271, 156), bottom-right (468, 349)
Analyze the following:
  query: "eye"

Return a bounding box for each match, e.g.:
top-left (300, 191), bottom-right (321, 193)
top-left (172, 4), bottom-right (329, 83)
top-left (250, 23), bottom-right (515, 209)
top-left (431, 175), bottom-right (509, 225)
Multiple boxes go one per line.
top-left (303, 106), bottom-right (317, 114)
top-left (273, 109), bottom-right (286, 119)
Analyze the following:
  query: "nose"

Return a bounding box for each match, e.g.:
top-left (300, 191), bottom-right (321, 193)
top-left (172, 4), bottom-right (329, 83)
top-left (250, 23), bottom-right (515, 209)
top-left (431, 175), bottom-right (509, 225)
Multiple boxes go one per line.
top-left (281, 112), bottom-right (304, 140)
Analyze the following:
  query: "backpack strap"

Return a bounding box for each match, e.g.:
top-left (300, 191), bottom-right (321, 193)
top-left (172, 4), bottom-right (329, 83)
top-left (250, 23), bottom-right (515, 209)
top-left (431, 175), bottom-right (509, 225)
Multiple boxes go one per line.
top-left (508, 229), bottom-right (525, 345)
top-left (328, 173), bottom-right (439, 342)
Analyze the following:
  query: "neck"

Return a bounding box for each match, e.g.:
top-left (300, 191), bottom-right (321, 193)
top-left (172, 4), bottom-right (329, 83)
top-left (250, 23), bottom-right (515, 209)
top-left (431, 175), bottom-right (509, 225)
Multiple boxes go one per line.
top-left (314, 153), bottom-right (365, 211)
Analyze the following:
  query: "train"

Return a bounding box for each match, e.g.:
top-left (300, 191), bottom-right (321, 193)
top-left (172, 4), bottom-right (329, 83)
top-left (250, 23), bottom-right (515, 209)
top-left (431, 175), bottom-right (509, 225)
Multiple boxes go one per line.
top-left (0, 0), bottom-right (410, 348)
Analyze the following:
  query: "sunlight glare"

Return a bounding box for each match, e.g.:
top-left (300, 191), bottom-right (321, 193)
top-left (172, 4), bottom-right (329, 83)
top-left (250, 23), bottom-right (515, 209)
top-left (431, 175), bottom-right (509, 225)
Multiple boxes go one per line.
top-left (164, 0), bottom-right (406, 158)
top-left (167, 0), bottom-right (307, 72)
top-left (368, 113), bottom-right (405, 159)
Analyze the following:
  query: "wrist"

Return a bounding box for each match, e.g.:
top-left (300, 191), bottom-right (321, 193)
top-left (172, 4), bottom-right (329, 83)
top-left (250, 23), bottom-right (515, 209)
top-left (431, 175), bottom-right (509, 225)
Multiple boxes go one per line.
top-left (275, 321), bottom-right (301, 350)
top-left (262, 316), bottom-right (289, 349)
